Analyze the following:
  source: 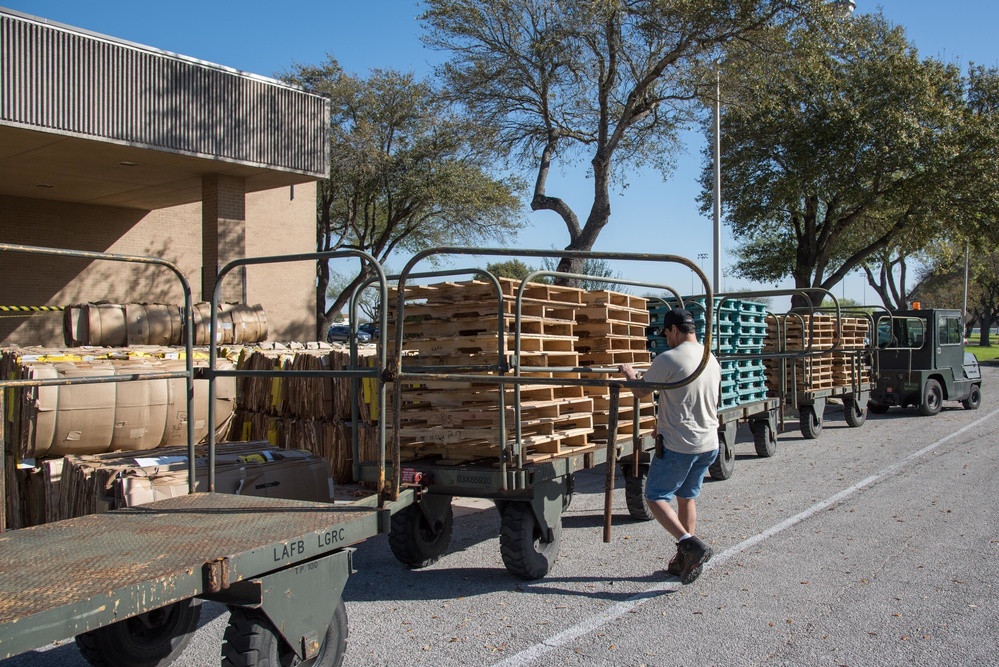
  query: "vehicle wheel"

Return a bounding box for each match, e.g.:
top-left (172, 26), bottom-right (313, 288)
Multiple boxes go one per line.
top-left (499, 501), bottom-right (561, 580)
top-left (624, 473), bottom-right (653, 521)
top-left (844, 399), bottom-right (867, 427)
top-left (708, 440), bottom-right (734, 480)
top-left (919, 379), bottom-right (943, 416)
top-left (799, 406), bottom-right (822, 439)
top-left (389, 501), bottom-right (454, 569)
top-left (221, 600), bottom-right (347, 667)
top-left (75, 599), bottom-right (201, 667)
top-left (962, 384), bottom-right (981, 410)
top-left (868, 401), bottom-right (890, 414)
top-left (750, 420), bottom-right (777, 458)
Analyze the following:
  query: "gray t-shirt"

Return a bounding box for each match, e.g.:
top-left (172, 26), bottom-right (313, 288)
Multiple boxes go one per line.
top-left (641, 340), bottom-right (721, 455)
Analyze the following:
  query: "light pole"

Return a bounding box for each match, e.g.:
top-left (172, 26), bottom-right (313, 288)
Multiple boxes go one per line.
top-left (831, 0), bottom-right (857, 16)
top-left (711, 63), bottom-right (722, 294)
top-left (962, 242), bottom-right (969, 324)
top-left (697, 253), bottom-right (708, 295)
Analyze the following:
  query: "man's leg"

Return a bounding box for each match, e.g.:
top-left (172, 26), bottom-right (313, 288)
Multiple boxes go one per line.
top-left (646, 499), bottom-right (687, 539)
top-left (677, 497), bottom-right (696, 535)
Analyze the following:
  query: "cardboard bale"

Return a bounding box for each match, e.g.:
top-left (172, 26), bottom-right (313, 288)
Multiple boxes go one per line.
top-left (109, 359), bottom-right (170, 451)
top-left (8, 354), bottom-right (236, 458)
top-left (89, 304), bottom-right (128, 347)
top-left (159, 358), bottom-right (236, 447)
top-left (45, 361), bottom-right (116, 457)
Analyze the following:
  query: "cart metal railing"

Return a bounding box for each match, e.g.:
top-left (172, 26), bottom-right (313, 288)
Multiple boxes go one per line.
top-left (0, 242), bottom-right (197, 531)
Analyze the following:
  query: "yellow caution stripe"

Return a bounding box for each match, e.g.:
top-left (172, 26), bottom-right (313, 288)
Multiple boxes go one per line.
top-left (0, 305), bottom-right (64, 312)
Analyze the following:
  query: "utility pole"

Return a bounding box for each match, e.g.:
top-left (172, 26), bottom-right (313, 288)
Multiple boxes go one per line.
top-left (712, 64), bottom-right (722, 294)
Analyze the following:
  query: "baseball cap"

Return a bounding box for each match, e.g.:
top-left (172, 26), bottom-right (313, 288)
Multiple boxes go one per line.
top-left (659, 308), bottom-right (695, 334)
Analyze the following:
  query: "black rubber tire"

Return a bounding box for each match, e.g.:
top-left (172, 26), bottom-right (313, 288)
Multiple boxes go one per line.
top-left (75, 599), bottom-right (202, 667)
top-left (844, 399), bottom-right (867, 427)
top-left (868, 401), bottom-right (890, 414)
top-left (388, 501), bottom-right (454, 569)
top-left (499, 501), bottom-right (561, 580)
top-left (799, 406), bottom-right (822, 439)
top-left (919, 379), bottom-right (943, 416)
top-left (962, 384), bottom-right (981, 410)
top-left (221, 600), bottom-right (347, 667)
top-left (624, 473), bottom-right (653, 521)
top-left (751, 420), bottom-right (777, 458)
top-left (708, 440), bottom-right (734, 480)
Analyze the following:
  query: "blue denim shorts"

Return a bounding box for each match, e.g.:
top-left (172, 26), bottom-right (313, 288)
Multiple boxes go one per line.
top-left (645, 448), bottom-right (719, 502)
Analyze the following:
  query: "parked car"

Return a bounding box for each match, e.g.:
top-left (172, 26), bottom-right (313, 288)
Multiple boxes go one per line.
top-left (358, 322), bottom-right (380, 340)
top-left (326, 325), bottom-right (371, 344)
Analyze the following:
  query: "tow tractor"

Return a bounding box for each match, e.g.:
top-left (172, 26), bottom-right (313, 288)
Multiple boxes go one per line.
top-left (868, 307), bottom-right (982, 414)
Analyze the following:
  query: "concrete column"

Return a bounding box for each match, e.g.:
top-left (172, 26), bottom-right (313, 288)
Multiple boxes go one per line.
top-left (201, 174), bottom-right (246, 303)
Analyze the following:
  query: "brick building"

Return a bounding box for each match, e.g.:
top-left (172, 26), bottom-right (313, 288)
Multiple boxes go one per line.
top-left (0, 8), bottom-right (328, 345)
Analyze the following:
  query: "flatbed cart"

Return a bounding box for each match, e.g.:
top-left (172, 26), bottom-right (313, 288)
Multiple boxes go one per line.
top-left (355, 248), bottom-right (715, 580)
top-left (772, 299), bottom-right (874, 440)
top-left (0, 244), bottom-right (409, 666)
top-left (0, 491), bottom-right (410, 665)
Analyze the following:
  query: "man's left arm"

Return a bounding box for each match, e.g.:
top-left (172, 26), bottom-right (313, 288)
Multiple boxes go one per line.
top-left (619, 363), bottom-right (654, 399)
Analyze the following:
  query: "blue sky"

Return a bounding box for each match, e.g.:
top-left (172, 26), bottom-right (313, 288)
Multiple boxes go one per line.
top-left (5, 1), bottom-right (997, 304)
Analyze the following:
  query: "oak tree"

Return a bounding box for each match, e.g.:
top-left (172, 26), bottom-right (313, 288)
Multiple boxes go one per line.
top-left (422, 0), bottom-right (827, 282)
top-left (282, 57), bottom-right (526, 335)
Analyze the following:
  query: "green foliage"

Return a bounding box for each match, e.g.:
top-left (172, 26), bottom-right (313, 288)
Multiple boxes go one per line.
top-left (970, 344), bottom-right (999, 363)
top-left (705, 12), bottom-right (999, 309)
top-left (280, 56), bottom-right (527, 330)
top-left (485, 260), bottom-right (536, 281)
top-left (422, 0), bottom-right (828, 277)
top-left (540, 256), bottom-right (623, 292)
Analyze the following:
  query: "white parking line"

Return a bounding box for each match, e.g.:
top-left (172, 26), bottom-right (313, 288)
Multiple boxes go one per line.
top-left (493, 406), bottom-right (999, 667)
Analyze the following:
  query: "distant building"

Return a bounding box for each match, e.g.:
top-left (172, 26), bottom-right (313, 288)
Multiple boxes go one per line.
top-left (0, 8), bottom-right (328, 345)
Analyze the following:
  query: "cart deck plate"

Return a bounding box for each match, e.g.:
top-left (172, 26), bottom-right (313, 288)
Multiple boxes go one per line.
top-left (0, 492), bottom-right (385, 657)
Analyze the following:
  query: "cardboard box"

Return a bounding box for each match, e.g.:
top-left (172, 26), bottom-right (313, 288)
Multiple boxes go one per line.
top-left (115, 444), bottom-right (334, 508)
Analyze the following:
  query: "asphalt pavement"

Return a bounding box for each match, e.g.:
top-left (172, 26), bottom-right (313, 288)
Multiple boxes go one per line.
top-left (5, 366), bottom-right (997, 666)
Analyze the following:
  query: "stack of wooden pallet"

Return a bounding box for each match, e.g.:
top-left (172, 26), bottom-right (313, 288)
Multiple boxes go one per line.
top-left (386, 277), bottom-right (608, 463)
top-left (764, 314), bottom-right (833, 393)
top-left (830, 317), bottom-right (871, 385)
top-left (575, 290), bottom-right (656, 440)
top-left (764, 314), bottom-right (869, 394)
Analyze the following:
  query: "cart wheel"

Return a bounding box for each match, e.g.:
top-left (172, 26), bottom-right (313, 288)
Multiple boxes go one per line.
top-left (708, 440), bottom-right (734, 480)
top-left (750, 420), bottom-right (777, 458)
top-left (843, 399), bottom-right (867, 427)
top-left (389, 501), bottom-right (454, 569)
top-left (867, 401), bottom-right (890, 414)
top-left (799, 406), bottom-right (822, 439)
top-left (221, 599), bottom-right (347, 667)
top-left (962, 384), bottom-right (981, 410)
top-left (624, 473), bottom-right (653, 521)
top-left (75, 598), bottom-right (201, 667)
top-left (919, 379), bottom-right (943, 416)
top-left (499, 501), bottom-right (561, 580)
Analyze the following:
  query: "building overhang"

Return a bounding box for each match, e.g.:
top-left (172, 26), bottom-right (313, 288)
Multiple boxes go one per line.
top-left (0, 8), bottom-right (330, 210)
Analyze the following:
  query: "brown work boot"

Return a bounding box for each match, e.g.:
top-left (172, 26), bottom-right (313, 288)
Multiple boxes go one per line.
top-left (677, 535), bottom-right (713, 585)
top-left (666, 546), bottom-right (685, 576)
